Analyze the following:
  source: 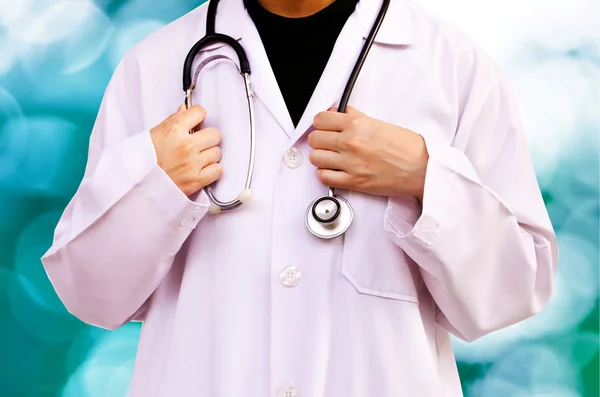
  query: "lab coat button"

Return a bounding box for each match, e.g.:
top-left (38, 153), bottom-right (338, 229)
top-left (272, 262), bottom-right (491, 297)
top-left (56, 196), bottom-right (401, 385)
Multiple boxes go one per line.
top-left (277, 384), bottom-right (299, 397)
top-left (280, 266), bottom-right (301, 287)
top-left (283, 147), bottom-right (303, 168)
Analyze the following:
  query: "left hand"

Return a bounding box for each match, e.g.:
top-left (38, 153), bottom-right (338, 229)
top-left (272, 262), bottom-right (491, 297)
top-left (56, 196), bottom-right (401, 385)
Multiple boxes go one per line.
top-left (308, 106), bottom-right (429, 200)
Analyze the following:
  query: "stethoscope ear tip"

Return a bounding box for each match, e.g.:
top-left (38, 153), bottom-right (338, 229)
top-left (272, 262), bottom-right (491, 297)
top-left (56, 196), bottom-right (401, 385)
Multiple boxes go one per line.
top-left (238, 189), bottom-right (253, 203)
top-left (208, 203), bottom-right (223, 214)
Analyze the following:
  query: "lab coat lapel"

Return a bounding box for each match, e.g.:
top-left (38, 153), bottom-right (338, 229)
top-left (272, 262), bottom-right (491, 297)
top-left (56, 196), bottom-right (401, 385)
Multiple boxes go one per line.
top-left (290, 9), bottom-right (367, 144)
top-left (240, 14), bottom-right (296, 137)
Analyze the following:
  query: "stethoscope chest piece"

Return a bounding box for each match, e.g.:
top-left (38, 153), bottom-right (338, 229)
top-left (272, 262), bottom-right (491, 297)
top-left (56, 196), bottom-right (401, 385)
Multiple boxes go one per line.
top-left (305, 194), bottom-right (354, 239)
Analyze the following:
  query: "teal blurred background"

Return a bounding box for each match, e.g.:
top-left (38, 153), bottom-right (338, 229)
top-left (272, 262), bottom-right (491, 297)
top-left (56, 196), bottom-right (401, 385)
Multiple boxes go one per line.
top-left (0, 0), bottom-right (598, 396)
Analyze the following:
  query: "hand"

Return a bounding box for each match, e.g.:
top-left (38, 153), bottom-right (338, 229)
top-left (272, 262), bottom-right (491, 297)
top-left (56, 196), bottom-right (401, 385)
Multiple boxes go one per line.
top-left (150, 105), bottom-right (223, 196)
top-left (308, 107), bottom-right (429, 200)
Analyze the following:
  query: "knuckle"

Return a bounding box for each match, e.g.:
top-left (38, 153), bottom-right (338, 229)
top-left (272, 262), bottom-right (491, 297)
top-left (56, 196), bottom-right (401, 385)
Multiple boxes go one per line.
top-left (354, 174), bottom-right (366, 188)
top-left (171, 120), bottom-right (185, 132)
top-left (354, 171), bottom-right (371, 189)
top-left (180, 139), bottom-right (195, 153)
top-left (174, 140), bottom-right (194, 157)
top-left (349, 116), bottom-right (364, 129)
top-left (316, 170), bottom-right (327, 183)
top-left (343, 136), bottom-right (363, 152)
top-left (313, 113), bottom-right (322, 127)
top-left (214, 163), bottom-right (224, 177)
top-left (213, 146), bottom-right (223, 160)
top-left (307, 131), bottom-right (318, 147)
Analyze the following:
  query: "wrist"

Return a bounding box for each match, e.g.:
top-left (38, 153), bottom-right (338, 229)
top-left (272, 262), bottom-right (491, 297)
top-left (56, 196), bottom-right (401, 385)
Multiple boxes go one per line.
top-left (407, 136), bottom-right (429, 201)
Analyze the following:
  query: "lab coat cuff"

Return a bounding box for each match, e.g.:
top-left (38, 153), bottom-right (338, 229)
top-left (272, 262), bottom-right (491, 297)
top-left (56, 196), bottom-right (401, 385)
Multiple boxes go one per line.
top-left (384, 195), bottom-right (422, 237)
top-left (384, 145), bottom-right (477, 246)
top-left (127, 131), bottom-right (211, 229)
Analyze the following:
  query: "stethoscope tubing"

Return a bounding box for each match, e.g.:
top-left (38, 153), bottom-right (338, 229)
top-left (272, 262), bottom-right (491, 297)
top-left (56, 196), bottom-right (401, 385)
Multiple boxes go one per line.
top-left (181, 0), bottom-right (391, 220)
top-left (328, 0), bottom-right (390, 200)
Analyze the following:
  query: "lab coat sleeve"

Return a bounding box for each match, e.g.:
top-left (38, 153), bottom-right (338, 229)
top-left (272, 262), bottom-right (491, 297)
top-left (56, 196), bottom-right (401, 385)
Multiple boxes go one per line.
top-left (41, 54), bottom-right (210, 331)
top-left (383, 67), bottom-right (558, 342)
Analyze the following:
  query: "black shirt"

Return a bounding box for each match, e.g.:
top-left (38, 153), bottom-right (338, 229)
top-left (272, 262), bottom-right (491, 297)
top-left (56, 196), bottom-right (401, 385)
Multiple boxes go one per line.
top-left (243, 0), bottom-right (359, 126)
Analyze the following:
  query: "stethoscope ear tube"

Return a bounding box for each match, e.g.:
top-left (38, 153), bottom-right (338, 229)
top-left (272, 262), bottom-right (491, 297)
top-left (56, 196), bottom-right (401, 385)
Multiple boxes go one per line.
top-left (206, 0), bottom-right (220, 35)
top-left (183, 34), bottom-right (251, 91)
top-left (336, 0), bottom-right (390, 114)
top-left (182, 19), bottom-right (257, 213)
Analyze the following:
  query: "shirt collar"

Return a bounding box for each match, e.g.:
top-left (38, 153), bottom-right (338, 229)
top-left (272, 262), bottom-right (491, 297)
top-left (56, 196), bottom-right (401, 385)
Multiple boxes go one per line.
top-left (196, 0), bottom-right (416, 45)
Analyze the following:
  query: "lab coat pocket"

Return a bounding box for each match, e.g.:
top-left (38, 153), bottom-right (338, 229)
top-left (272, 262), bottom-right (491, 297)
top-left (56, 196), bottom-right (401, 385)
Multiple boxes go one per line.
top-left (341, 191), bottom-right (420, 303)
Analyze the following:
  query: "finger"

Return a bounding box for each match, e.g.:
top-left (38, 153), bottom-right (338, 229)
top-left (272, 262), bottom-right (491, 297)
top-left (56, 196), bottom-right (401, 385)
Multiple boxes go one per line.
top-left (196, 162), bottom-right (223, 187)
top-left (307, 129), bottom-right (341, 150)
top-left (191, 127), bottom-right (221, 151)
top-left (316, 168), bottom-right (353, 189)
top-left (309, 149), bottom-right (344, 170)
top-left (313, 110), bottom-right (348, 131)
top-left (197, 146), bottom-right (222, 169)
top-left (174, 105), bottom-right (207, 131)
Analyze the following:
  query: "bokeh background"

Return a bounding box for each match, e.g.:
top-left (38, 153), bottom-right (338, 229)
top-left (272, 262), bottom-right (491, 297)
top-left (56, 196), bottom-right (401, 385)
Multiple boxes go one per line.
top-left (0, 0), bottom-right (598, 396)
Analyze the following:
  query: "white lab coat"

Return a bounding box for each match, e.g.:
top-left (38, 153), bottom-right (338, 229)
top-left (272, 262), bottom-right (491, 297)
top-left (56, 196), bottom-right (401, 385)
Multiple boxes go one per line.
top-left (41, 0), bottom-right (558, 395)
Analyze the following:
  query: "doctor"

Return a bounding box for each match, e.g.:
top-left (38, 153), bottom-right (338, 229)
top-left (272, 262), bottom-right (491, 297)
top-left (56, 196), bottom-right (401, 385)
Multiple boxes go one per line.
top-left (42, 0), bottom-right (558, 395)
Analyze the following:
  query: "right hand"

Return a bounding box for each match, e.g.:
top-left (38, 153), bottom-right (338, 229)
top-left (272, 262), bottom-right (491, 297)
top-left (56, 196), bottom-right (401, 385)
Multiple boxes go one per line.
top-left (150, 104), bottom-right (223, 196)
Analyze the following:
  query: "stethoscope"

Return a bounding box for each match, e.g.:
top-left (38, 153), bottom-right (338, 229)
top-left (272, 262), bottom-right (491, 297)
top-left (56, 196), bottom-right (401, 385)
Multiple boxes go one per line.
top-left (183, 0), bottom-right (390, 239)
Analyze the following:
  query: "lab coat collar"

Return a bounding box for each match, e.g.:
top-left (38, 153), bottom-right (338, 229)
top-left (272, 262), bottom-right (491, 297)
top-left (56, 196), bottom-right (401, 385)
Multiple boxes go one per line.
top-left (357, 0), bottom-right (416, 45)
top-left (196, 0), bottom-right (416, 47)
top-left (196, 0), bottom-right (245, 41)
